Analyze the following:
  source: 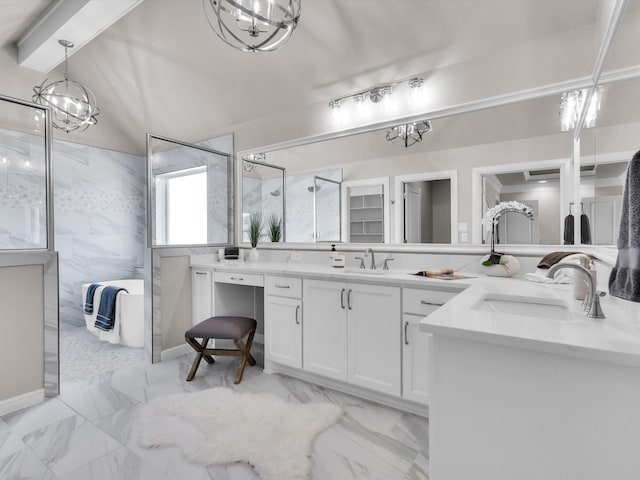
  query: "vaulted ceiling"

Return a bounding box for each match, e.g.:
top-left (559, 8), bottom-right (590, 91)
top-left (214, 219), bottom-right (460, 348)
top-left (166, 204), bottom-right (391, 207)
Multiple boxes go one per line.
top-left (0, 0), bottom-right (631, 156)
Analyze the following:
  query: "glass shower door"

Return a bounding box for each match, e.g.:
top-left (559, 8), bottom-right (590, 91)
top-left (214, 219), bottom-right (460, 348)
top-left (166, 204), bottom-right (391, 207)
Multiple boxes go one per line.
top-left (313, 176), bottom-right (341, 242)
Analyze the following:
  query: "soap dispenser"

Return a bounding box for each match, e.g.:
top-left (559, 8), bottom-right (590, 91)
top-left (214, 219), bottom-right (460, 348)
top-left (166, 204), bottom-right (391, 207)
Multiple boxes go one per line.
top-left (328, 244), bottom-right (337, 267)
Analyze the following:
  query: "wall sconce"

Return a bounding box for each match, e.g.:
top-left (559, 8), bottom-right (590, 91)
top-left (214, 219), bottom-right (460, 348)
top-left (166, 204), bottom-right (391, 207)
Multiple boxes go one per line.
top-left (329, 77), bottom-right (425, 112)
top-left (559, 86), bottom-right (603, 132)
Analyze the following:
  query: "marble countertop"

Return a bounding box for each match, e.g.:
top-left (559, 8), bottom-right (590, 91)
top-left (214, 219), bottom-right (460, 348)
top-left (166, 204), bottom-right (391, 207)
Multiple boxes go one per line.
top-left (190, 259), bottom-right (472, 292)
top-left (419, 275), bottom-right (640, 367)
top-left (190, 257), bottom-right (640, 367)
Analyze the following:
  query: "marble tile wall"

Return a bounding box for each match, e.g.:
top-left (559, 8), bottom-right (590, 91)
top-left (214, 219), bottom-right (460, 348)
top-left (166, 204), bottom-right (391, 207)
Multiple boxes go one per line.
top-left (53, 141), bottom-right (146, 327)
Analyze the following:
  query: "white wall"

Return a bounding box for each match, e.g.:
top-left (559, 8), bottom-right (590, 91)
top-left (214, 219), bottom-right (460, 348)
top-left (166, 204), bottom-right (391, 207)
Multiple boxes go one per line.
top-left (0, 264), bottom-right (43, 401)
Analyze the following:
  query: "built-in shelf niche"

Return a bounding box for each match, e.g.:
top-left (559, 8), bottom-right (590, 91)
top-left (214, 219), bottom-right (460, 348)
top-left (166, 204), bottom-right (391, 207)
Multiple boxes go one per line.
top-left (349, 185), bottom-right (384, 243)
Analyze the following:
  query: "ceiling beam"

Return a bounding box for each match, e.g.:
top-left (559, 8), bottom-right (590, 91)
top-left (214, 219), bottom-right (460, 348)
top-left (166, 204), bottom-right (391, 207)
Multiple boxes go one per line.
top-left (17, 0), bottom-right (143, 73)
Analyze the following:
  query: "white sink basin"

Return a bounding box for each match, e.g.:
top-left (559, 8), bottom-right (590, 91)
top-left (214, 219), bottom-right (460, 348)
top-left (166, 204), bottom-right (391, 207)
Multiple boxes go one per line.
top-left (472, 293), bottom-right (572, 321)
top-left (339, 267), bottom-right (387, 275)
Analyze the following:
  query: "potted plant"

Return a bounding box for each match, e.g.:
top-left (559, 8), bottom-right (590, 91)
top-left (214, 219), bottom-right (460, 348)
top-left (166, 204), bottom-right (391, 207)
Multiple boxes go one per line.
top-left (248, 211), bottom-right (263, 261)
top-left (267, 214), bottom-right (282, 242)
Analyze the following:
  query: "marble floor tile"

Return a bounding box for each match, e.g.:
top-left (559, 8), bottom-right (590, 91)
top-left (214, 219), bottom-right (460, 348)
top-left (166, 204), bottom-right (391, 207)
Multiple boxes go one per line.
top-left (59, 380), bottom-right (139, 422)
top-left (6, 350), bottom-right (431, 480)
top-left (0, 448), bottom-right (57, 480)
top-left (23, 414), bottom-right (121, 477)
top-left (2, 398), bottom-right (76, 437)
top-left (59, 446), bottom-right (170, 480)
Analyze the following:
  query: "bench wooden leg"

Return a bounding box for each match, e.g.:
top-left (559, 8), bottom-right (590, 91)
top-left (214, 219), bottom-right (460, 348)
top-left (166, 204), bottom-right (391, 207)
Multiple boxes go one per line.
top-left (233, 328), bottom-right (257, 384)
top-left (186, 337), bottom-right (214, 381)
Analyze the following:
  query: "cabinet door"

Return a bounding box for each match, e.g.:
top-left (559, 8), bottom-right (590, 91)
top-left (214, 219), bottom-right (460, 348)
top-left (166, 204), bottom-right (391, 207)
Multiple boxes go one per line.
top-left (265, 296), bottom-right (302, 368)
top-left (347, 283), bottom-right (401, 396)
top-left (402, 313), bottom-right (431, 404)
top-left (192, 269), bottom-right (213, 325)
top-left (303, 279), bottom-right (348, 381)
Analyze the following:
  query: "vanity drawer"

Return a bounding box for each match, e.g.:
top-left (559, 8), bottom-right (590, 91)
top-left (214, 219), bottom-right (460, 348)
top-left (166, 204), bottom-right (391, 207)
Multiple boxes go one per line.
top-left (403, 288), bottom-right (458, 315)
top-left (214, 271), bottom-right (264, 287)
top-left (265, 276), bottom-right (302, 298)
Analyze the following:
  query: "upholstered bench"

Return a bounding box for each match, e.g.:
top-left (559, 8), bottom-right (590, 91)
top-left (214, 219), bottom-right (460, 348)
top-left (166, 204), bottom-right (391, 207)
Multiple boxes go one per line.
top-left (185, 316), bottom-right (257, 384)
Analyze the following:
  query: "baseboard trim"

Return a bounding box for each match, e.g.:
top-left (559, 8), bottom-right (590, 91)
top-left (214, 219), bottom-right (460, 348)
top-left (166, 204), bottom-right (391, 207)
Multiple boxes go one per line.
top-left (0, 389), bottom-right (45, 416)
top-left (161, 344), bottom-right (191, 361)
top-left (264, 360), bottom-right (428, 417)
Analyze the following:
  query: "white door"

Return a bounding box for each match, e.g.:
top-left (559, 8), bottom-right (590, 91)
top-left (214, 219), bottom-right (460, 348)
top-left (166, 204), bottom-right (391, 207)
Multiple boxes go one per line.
top-left (404, 183), bottom-right (422, 243)
top-left (302, 279), bottom-right (348, 381)
top-left (583, 196), bottom-right (622, 245)
top-left (402, 314), bottom-right (431, 404)
top-left (347, 283), bottom-right (401, 396)
top-left (191, 269), bottom-right (213, 325)
top-left (264, 296), bottom-right (302, 368)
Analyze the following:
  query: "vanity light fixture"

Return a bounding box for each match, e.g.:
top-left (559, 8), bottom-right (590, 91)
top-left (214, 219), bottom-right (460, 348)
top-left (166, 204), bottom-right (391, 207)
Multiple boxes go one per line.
top-left (559, 86), bottom-right (603, 132)
top-left (203, 0), bottom-right (301, 52)
top-left (328, 77), bottom-right (424, 111)
top-left (242, 153), bottom-right (266, 172)
top-left (386, 120), bottom-right (432, 148)
top-left (32, 40), bottom-right (99, 133)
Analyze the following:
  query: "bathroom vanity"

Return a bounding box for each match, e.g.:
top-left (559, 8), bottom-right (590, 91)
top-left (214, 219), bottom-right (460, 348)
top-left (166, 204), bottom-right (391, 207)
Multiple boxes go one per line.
top-left (190, 258), bottom-right (468, 415)
top-left (420, 277), bottom-right (640, 480)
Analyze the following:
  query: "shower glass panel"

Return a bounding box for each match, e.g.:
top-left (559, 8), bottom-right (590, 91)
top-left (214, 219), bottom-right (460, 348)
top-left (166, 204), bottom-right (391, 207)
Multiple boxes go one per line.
top-left (148, 134), bottom-right (232, 246)
top-left (0, 96), bottom-right (50, 250)
top-left (241, 158), bottom-right (285, 244)
top-left (313, 176), bottom-right (341, 242)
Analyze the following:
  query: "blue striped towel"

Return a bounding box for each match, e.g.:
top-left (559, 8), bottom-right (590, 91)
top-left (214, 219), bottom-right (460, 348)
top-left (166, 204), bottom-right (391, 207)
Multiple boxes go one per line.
top-left (84, 283), bottom-right (102, 315)
top-left (95, 286), bottom-right (128, 331)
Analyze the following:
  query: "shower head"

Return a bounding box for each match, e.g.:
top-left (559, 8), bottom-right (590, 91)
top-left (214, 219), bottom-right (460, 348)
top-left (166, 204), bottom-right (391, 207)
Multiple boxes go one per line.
top-left (270, 189), bottom-right (281, 197)
top-left (308, 185), bottom-right (321, 192)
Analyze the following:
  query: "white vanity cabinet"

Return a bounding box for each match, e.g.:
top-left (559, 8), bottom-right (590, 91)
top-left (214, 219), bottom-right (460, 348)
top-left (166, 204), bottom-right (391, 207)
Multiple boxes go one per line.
top-left (264, 276), bottom-right (302, 368)
top-left (402, 287), bottom-right (459, 404)
top-left (303, 279), bottom-right (401, 396)
top-left (191, 268), bottom-right (213, 326)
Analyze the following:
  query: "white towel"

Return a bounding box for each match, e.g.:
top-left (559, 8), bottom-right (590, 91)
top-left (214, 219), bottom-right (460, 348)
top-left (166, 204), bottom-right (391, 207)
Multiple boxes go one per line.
top-left (525, 254), bottom-right (591, 284)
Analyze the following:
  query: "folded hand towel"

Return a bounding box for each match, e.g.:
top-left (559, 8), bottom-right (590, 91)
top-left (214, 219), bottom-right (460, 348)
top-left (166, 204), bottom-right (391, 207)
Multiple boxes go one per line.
top-left (536, 251), bottom-right (575, 269)
top-left (83, 283), bottom-right (102, 314)
top-left (414, 268), bottom-right (454, 277)
top-left (95, 286), bottom-right (128, 331)
top-left (609, 150), bottom-right (640, 302)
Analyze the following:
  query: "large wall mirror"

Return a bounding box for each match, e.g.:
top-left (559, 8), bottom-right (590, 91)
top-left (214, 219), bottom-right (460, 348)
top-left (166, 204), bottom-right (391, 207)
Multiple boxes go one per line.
top-left (237, 2), bottom-right (640, 249)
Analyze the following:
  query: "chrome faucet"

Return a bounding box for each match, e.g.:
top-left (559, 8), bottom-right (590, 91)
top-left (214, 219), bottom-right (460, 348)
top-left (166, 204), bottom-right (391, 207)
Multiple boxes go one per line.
top-left (546, 263), bottom-right (606, 319)
top-left (364, 248), bottom-right (376, 269)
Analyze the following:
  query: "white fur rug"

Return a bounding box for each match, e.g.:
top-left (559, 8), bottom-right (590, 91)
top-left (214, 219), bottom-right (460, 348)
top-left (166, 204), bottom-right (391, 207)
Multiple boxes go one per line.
top-left (138, 387), bottom-right (343, 479)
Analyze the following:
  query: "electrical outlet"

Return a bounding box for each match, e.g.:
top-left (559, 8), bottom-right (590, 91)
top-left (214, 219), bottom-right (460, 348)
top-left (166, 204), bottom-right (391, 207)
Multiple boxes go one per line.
top-left (461, 232), bottom-right (468, 242)
top-left (289, 251), bottom-right (301, 261)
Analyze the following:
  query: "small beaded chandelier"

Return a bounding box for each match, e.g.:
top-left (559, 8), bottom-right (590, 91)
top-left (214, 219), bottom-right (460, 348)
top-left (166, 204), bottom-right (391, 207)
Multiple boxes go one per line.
top-left (203, 0), bottom-right (301, 52)
top-left (32, 40), bottom-right (99, 133)
top-left (386, 120), bottom-right (432, 148)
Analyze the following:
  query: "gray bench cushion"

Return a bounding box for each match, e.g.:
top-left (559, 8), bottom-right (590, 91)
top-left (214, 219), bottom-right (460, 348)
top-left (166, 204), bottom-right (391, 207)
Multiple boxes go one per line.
top-left (186, 316), bottom-right (256, 340)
